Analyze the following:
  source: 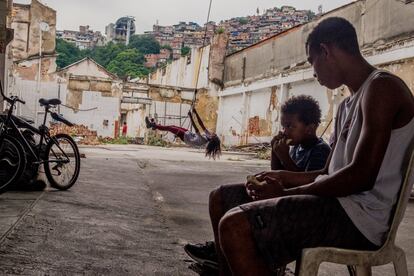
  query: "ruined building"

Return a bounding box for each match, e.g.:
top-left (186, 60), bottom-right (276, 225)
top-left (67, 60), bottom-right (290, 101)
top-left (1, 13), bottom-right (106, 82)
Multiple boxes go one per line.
top-left (139, 0), bottom-right (414, 147)
top-left (105, 17), bottom-right (136, 45)
top-left (8, 0), bottom-right (56, 84)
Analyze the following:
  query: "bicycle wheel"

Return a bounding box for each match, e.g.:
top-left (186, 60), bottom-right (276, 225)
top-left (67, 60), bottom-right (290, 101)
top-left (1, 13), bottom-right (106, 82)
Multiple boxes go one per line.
top-left (44, 133), bottom-right (80, 190)
top-left (0, 134), bottom-right (27, 192)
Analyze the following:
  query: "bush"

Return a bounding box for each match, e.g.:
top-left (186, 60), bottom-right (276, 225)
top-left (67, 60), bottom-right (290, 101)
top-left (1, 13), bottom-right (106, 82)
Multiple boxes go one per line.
top-left (146, 133), bottom-right (169, 147)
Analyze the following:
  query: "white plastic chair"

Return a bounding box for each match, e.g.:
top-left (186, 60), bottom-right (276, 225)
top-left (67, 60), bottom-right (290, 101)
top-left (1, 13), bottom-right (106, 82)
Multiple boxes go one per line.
top-left (298, 145), bottom-right (414, 276)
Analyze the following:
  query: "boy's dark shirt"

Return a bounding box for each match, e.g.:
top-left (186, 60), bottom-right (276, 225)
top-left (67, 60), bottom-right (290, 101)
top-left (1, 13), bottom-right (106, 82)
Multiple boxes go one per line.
top-left (290, 138), bottom-right (331, 171)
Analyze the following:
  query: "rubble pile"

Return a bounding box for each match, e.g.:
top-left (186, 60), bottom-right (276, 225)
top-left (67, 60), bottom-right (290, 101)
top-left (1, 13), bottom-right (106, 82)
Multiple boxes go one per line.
top-left (49, 123), bottom-right (100, 145)
top-left (227, 143), bottom-right (272, 160)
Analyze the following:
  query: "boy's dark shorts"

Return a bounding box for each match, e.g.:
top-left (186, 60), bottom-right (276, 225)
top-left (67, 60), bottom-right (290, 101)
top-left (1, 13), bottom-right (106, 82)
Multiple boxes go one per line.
top-left (218, 184), bottom-right (378, 271)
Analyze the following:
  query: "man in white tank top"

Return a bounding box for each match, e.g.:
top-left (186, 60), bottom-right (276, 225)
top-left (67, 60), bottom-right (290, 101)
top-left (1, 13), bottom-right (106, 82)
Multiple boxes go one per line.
top-left (211, 17), bottom-right (414, 275)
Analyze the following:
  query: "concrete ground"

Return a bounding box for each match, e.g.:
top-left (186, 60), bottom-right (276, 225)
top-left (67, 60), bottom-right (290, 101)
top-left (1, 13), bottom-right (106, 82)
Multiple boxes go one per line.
top-left (0, 144), bottom-right (412, 275)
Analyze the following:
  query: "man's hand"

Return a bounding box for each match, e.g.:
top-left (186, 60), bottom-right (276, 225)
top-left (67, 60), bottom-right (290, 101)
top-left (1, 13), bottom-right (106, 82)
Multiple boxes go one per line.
top-left (255, 170), bottom-right (289, 186)
top-left (246, 176), bottom-right (286, 200)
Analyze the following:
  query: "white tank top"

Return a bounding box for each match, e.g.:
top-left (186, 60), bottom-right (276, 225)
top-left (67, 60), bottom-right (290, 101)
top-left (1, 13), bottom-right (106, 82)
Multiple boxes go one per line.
top-left (328, 70), bottom-right (414, 246)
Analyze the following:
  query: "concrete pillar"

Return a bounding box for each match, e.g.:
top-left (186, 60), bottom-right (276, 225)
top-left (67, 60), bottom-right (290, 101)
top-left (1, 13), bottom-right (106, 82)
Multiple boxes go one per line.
top-left (0, 0), bottom-right (9, 111)
top-left (276, 83), bottom-right (290, 132)
top-left (240, 91), bottom-right (252, 145)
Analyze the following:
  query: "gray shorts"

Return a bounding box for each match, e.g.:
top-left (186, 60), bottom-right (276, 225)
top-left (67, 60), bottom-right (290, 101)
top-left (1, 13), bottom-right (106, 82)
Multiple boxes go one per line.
top-left (218, 184), bottom-right (378, 271)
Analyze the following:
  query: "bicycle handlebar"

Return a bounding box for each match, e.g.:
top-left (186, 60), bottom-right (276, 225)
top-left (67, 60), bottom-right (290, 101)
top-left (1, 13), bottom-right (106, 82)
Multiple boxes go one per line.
top-left (0, 79), bottom-right (25, 106)
top-left (16, 98), bottom-right (25, 105)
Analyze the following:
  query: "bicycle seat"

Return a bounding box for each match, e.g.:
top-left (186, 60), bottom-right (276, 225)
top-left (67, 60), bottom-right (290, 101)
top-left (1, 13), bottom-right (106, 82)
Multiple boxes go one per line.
top-left (39, 98), bottom-right (61, 106)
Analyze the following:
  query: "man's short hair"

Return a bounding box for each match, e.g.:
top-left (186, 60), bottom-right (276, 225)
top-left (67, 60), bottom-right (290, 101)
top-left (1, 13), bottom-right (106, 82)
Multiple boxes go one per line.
top-left (281, 95), bottom-right (321, 126)
top-left (306, 17), bottom-right (360, 56)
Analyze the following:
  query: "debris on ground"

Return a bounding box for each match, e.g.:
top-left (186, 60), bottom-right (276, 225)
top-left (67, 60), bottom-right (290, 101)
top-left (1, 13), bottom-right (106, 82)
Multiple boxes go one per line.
top-left (227, 143), bottom-right (271, 160)
top-left (50, 123), bottom-right (100, 145)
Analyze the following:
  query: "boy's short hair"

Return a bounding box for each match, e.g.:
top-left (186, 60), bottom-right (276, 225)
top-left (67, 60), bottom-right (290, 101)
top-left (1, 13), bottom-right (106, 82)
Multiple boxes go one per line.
top-left (281, 95), bottom-right (321, 126)
top-left (306, 17), bottom-right (360, 56)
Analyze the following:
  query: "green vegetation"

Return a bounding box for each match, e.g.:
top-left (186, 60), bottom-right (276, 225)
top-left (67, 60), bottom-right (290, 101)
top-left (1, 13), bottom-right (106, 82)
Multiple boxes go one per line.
top-left (56, 34), bottom-right (161, 79)
top-left (161, 44), bottom-right (172, 51)
top-left (146, 133), bottom-right (169, 147)
top-left (128, 35), bottom-right (160, 55)
top-left (216, 27), bottom-right (225, 34)
top-left (56, 39), bottom-right (84, 69)
top-left (238, 17), bottom-right (249, 25)
top-left (181, 46), bottom-right (191, 56)
top-left (107, 48), bottom-right (149, 79)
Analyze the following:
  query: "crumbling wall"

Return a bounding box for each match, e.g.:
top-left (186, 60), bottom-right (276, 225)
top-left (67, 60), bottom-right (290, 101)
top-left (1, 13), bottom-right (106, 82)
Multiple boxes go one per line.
top-left (9, 0), bottom-right (57, 82)
top-left (11, 0), bottom-right (56, 60)
top-left (66, 77), bottom-right (119, 110)
top-left (61, 59), bottom-right (116, 79)
top-left (224, 0), bottom-right (414, 86)
top-left (208, 33), bottom-right (228, 88)
top-left (194, 89), bottom-right (218, 132)
top-left (379, 58), bottom-right (414, 93)
top-left (27, 0), bottom-right (56, 58)
top-left (218, 0), bottom-right (414, 146)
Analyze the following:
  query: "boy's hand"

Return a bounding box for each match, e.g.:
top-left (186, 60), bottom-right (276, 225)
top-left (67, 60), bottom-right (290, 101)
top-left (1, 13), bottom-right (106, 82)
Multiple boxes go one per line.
top-left (273, 137), bottom-right (290, 161)
top-left (271, 131), bottom-right (284, 146)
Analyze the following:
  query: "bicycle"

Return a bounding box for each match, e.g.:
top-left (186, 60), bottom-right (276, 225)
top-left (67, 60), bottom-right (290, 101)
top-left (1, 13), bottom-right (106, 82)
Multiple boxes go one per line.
top-left (0, 82), bottom-right (81, 192)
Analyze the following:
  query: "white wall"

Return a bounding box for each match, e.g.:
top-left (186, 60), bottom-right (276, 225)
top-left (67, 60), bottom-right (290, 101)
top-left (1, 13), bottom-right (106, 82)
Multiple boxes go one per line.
top-left (147, 46), bottom-right (210, 89)
top-left (10, 79), bottom-right (120, 138)
top-left (63, 59), bottom-right (114, 79)
top-left (216, 93), bottom-right (244, 145)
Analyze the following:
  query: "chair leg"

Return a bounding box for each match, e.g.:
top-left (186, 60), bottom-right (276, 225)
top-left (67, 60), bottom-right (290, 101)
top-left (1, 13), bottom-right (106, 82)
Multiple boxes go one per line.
top-left (355, 266), bottom-right (372, 276)
top-left (393, 247), bottom-right (408, 276)
top-left (347, 265), bottom-right (357, 276)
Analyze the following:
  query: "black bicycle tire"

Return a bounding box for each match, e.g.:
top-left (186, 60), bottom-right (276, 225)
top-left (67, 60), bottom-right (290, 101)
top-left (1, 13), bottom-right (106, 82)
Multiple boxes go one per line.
top-left (0, 134), bottom-right (27, 192)
top-left (44, 133), bottom-right (80, 190)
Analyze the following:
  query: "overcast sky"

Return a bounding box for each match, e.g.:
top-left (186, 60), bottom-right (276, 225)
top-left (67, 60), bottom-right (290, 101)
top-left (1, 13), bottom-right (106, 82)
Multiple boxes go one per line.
top-left (15, 0), bottom-right (355, 34)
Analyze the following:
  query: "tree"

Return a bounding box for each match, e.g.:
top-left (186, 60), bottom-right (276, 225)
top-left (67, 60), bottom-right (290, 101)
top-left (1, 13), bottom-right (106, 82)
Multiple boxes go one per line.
top-left (107, 48), bottom-right (149, 79)
top-left (84, 42), bottom-right (126, 68)
top-left (306, 10), bottom-right (316, 20)
top-left (181, 46), bottom-right (191, 56)
top-left (238, 17), bottom-right (249, 25)
top-left (56, 38), bottom-right (85, 68)
top-left (161, 44), bottom-right (172, 51)
top-left (128, 35), bottom-right (160, 55)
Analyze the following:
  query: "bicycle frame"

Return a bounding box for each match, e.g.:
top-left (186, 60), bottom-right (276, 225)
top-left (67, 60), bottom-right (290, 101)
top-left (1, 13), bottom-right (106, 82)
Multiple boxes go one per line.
top-left (1, 103), bottom-right (70, 167)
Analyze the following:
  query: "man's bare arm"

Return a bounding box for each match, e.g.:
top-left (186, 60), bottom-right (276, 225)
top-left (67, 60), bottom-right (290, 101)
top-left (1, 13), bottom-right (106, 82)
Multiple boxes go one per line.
top-left (259, 143), bottom-right (334, 188)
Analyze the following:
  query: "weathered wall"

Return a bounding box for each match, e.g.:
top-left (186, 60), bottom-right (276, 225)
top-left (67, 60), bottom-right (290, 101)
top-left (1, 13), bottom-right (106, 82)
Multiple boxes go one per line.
top-left (208, 33), bottom-right (228, 88)
top-left (147, 45), bottom-right (210, 89)
top-left (136, 36), bottom-right (228, 140)
top-left (57, 58), bottom-right (121, 111)
top-left (124, 106), bottom-right (146, 138)
top-left (60, 58), bottom-right (117, 79)
top-left (223, 0), bottom-right (414, 86)
top-left (11, 0), bottom-right (56, 60)
top-left (12, 78), bottom-right (121, 138)
top-left (8, 0), bottom-right (57, 83)
top-left (218, 0), bottom-right (414, 146)
top-left (65, 90), bottom-right (120, 138)
top-left (0, 0), bottom-right (14, 110)
top-left (379, 58), bottom-right (414, 92)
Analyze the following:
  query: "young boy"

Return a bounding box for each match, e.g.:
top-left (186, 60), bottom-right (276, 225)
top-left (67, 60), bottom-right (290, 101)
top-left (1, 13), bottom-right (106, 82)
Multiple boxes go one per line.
top-left (184, 95), bottom-right (331, 272)
top-left (271, 95), bottom-right (331, 172)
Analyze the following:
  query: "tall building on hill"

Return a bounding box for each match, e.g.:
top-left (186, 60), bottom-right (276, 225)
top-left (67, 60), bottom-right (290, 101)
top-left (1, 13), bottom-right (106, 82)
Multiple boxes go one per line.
top-left (106, 16), bottom-right (136, 45)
